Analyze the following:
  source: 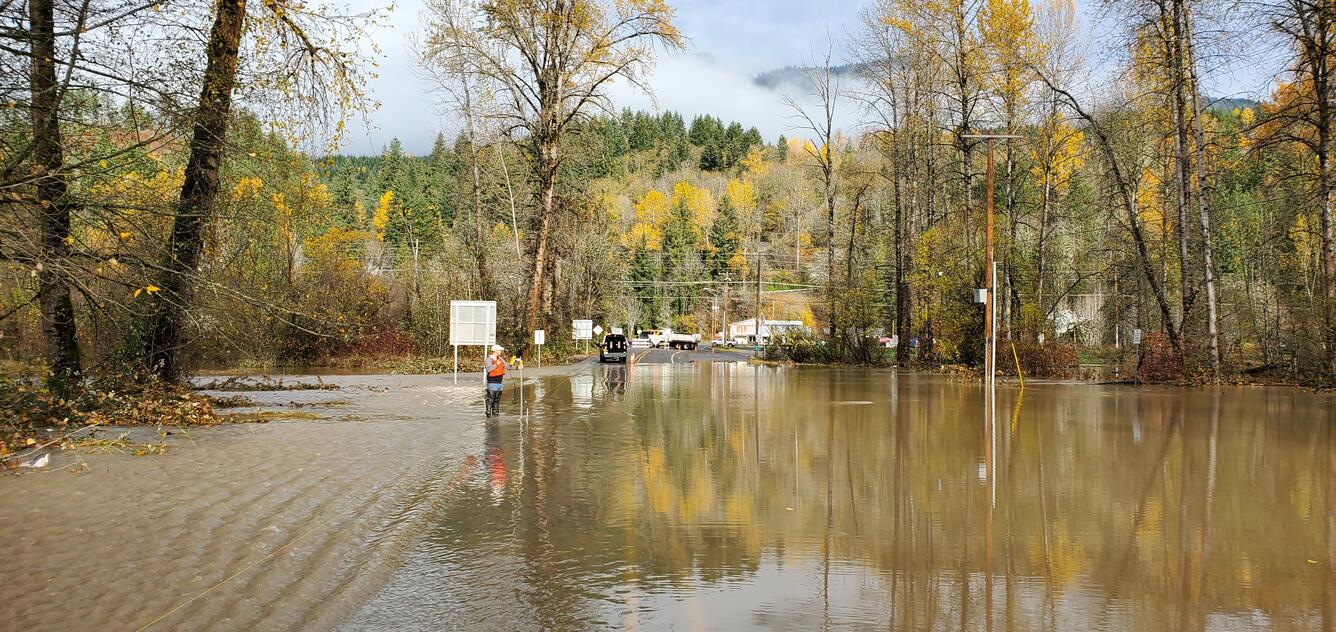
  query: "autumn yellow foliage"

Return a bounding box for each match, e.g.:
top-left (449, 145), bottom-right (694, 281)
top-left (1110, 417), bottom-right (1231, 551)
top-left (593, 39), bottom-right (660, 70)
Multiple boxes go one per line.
top-left (725, 178), bottom-right (756, 212)
top-left (372, 191), bottom-right (393, 241)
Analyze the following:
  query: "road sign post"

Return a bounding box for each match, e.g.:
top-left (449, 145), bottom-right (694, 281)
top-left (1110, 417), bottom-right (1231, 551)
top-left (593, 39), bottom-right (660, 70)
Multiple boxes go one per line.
top-left (534, 329), bottom-right (545, 367)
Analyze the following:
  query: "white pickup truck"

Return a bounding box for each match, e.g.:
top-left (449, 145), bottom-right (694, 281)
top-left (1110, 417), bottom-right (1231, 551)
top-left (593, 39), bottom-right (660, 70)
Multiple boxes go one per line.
top-left (644, 328), bottom-right (700, 350)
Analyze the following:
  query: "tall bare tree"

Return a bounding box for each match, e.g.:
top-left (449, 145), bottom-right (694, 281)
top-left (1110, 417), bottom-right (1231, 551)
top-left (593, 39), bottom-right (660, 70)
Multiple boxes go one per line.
top-left (1177, 0), bottom-right (1222, 379)
top-left (420, 0), bottom-right (683, 339)
top-left (417, 7), bottom-right (495, 300)
top-left (785, 40), bottom-right (841, 340)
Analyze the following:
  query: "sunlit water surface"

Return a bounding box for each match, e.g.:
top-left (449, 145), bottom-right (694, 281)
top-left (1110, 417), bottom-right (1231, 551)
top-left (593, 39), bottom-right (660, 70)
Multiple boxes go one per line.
top-left (343, 365), bottom-right (1336, 631)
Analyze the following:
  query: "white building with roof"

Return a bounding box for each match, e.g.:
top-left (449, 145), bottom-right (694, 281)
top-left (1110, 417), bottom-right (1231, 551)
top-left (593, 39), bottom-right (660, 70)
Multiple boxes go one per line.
top-left (723, 318), bottom-right (808, 345)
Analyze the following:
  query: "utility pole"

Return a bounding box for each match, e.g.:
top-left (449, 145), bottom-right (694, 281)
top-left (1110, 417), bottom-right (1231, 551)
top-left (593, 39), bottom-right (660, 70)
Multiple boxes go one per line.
top-left (987, 138), bottom-right (996, 388)
top-left (722, 280), bottom-right (729, 345)
top-left (963, 134), bottom-right (1020, 394)
top-left (755, 253), bottom-right (764, 345)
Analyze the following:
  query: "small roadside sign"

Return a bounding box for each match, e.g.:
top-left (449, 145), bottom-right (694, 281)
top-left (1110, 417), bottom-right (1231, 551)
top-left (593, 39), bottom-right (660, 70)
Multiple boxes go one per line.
top-left (1132, 328), bottom-right (1143, 345)
top-left (534, 330), bottom-right (545, 345)
top-left (593, 324), bottom-right (604, 336)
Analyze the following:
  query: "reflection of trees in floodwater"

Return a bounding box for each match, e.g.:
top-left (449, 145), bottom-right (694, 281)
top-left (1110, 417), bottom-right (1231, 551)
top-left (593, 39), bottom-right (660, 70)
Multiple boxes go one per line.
top-left (420, 367), bottom-right (1336, 630)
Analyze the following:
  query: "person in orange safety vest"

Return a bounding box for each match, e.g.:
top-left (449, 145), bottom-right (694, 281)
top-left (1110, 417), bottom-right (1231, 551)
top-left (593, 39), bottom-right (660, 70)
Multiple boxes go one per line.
top-left (484, 344), bottom-right (509, 417)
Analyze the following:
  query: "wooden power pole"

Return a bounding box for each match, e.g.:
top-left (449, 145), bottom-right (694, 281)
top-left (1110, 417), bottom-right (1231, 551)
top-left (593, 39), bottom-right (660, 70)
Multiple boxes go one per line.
top-left (755, 253), bottom-right (763, 344)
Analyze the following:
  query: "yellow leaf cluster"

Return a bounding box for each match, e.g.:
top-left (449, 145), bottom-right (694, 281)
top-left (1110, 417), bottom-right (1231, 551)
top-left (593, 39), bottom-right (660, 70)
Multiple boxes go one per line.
top-left (271, 193), bottom-right (293, 239)
top-left (625, 222), bottom-right (662, 250)
top-left (1136, 167), bottom-right (1167, 230)
top-left (305, 226), bottom-right (369, 271)
top-left (492, 221), bottom-right (516, 241)
top-left (89, 168), bottom-right (183, 210)
top-left (740, 147), bottom-right (770, 176)
top-left (1291, 213), bottom-right (1317, 269)
top-left (980, 0), bottom-right (1038, 105)
top-left (727, 250), bottom-right (749, 276)
top-left (132, 284), bottom-right (161, 299)
top-left (1031, 117), bottom-right (1085, 196)
top-left (232, 176), bottom-right (264, 200)
top-left (725, 178), bottom-right (756, 212)
top-left (633, 189), bottom-right (668, 224)
top-left (372, 191), bottom-right (393, 241)
top-left (798, 306), bottom-right (816, 329)
top-left (670, 181), bottom-right (714, 233)
top-left (785, 136), bottom-right (806, 159)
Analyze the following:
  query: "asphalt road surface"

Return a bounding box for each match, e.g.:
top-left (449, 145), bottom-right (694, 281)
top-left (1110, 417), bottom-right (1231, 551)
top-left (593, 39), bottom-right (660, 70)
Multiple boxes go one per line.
top-left (619, 345), bottom-right (756, 365)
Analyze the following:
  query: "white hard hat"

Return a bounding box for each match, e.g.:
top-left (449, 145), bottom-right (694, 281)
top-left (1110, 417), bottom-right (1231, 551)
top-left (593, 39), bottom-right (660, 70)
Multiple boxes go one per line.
top-left (491, 344), bottom-right (504, 352)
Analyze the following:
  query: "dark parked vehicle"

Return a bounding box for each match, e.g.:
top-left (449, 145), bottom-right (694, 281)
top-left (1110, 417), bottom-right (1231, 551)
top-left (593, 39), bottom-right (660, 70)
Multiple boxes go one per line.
top-left (600, 334), bottom-right (628, 363)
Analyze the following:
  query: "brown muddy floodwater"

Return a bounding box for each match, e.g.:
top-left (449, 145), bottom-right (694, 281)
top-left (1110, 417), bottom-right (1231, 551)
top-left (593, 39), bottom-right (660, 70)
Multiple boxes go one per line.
top-left (3, 364), bottom-right (1335, 631)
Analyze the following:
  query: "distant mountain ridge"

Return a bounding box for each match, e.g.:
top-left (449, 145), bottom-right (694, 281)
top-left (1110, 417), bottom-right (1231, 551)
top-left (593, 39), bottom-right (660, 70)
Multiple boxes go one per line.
top-left (1205, 96), bottom-right (1260, 112)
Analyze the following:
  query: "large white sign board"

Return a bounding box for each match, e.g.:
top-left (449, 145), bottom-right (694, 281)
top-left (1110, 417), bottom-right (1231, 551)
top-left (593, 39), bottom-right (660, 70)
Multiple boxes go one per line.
top-left (572, 319), bottom-right (593, 340)
top-left (449, 300), bottom-right (497, 383)
top-left (533, 330), bottom-right (545, 345)
top-left (450, 300), bottom-right (496, 346)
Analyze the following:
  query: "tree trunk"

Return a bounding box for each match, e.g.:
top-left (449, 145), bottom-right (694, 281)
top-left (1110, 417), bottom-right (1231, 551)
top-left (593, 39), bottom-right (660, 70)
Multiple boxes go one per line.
top-left (524, 147), bottom-right (557, 337)
top-left (1037, 106), bottom-right (1054, 333)
top-left (1180, 2), bottom-right (1222, 380)
top-left (29, 0), bottom-right (82, 393)
top-left (1166, 0), bottom-right (1195, 354)
top-left (145, 0), bottom-right (246, 380)
top-left (824, 157), bottom-right (837, 340)
top-left (1320, 49), bottom-right (1336, 375)
top-left (894, 161), bottom-right (911, 350)
top-left (1004, 124), bottom-right (1018, 340)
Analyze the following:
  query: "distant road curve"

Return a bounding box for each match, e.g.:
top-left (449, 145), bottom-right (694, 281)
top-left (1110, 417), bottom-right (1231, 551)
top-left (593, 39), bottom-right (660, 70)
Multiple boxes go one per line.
top-left (625, 345), bottom-right (756, 365)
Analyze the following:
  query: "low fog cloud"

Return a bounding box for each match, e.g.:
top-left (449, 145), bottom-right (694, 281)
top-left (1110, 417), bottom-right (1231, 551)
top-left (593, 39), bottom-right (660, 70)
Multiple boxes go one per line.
top-left (609, 53), bottom-right (863, 145)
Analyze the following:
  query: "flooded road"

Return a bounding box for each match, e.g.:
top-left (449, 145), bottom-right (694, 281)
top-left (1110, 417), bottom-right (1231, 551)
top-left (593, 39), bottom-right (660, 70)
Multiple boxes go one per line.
top-left (4, 363), bottom-right (1335, 630)
top-left (345, 364), bottom-right (1336, 631)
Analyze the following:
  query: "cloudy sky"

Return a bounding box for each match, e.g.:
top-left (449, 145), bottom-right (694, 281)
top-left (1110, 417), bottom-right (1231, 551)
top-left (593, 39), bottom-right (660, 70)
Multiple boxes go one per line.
top-left (334, 0), bottom-right (1276, 156)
